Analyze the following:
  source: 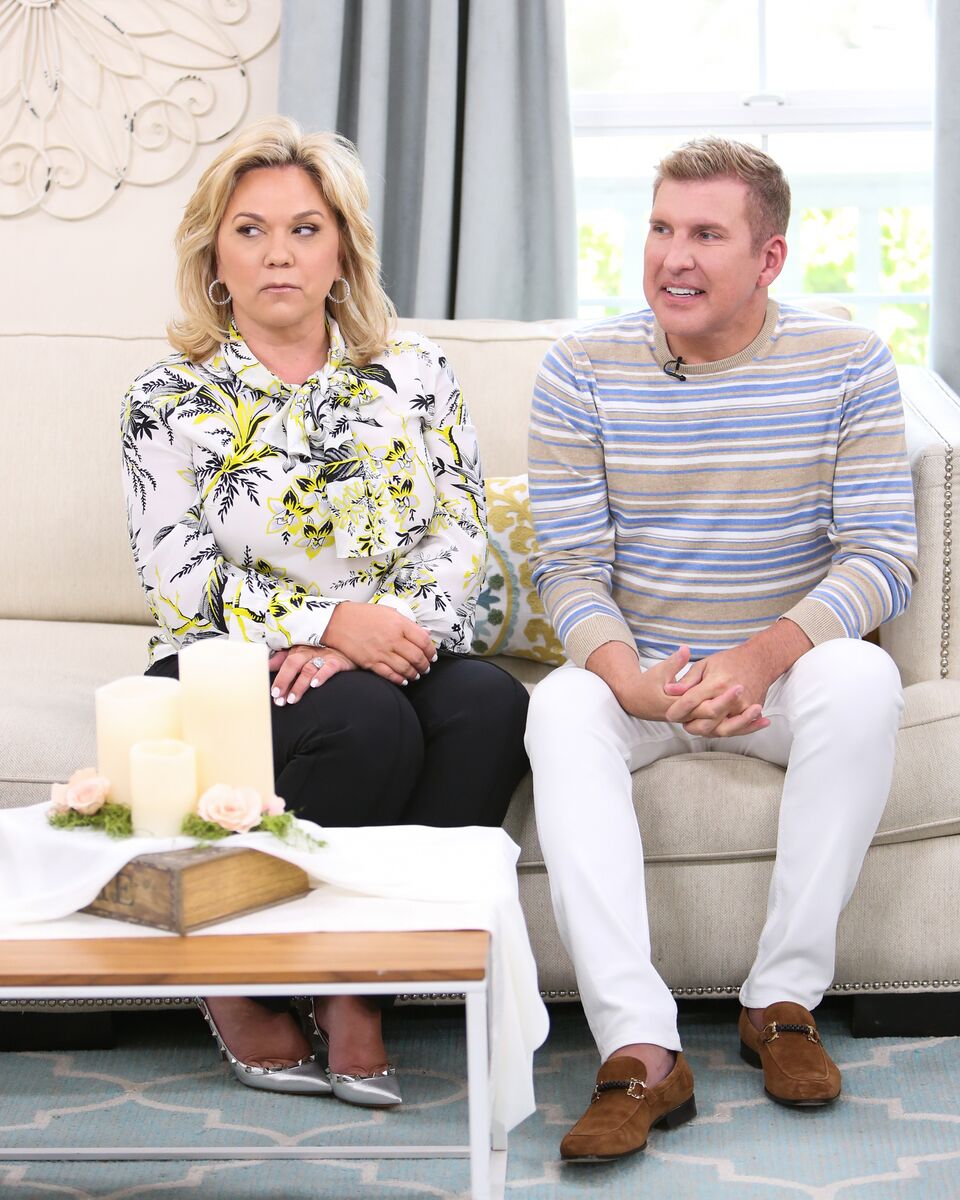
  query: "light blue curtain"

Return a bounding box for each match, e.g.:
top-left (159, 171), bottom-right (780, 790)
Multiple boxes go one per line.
top-left (932, 0), bottom-right (960, 388)
top-left (279, 0), bottom-right (577, 320)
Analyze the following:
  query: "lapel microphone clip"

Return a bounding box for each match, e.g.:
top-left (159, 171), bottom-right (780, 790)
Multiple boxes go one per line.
top-left (663, 356), bottom-right (686, 381)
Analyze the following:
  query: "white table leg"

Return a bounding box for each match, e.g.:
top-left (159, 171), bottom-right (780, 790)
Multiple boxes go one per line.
top-left (465, 988), bottom-right (491, 1199)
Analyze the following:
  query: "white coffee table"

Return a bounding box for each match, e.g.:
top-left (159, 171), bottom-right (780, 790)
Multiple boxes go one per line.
top-left (0, 929), bottom-right (507, 1199)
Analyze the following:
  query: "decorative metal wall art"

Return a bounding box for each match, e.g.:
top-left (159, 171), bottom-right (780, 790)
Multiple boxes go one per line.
top-left (0, 0), bottom-right (280, 220)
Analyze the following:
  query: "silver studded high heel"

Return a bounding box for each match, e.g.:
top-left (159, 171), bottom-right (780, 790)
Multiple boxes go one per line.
top-left (197, 998), bottom-right (333, 1096)
top-left (306, 999), bottom-right (403, 1107)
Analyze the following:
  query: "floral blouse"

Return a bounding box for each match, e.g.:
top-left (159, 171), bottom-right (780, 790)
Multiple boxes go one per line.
top-left (121, 321), bottom-right (487, 664)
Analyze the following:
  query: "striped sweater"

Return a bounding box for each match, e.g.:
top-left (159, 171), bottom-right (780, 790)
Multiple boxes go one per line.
top-left (528, 301), bottom-right (918, 668)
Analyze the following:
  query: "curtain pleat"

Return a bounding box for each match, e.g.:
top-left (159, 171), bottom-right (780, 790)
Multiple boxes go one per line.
top-left (279, 0), bottom-right (577, 320)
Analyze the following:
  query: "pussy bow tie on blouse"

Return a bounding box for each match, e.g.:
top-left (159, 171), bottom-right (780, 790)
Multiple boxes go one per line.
top-left (221, 321), bottom-right (352, 461)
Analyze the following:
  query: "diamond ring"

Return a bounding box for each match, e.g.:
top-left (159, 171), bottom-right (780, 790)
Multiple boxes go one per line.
top-left (311, 656), bottom-right (325, 669)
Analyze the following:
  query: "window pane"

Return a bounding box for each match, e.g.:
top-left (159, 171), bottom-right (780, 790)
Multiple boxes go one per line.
top-left (768, 132), bottom-right (932, 360)
top-left (879, 206), bottom-right (932, 295)
top-left (878, 303), bottom-right (930, 366)
top-left (765, 0), bottom-right (934, 93)
top-left (795, 207), bottom-right (859, 295)
top-left (578, 210), bottom-right (626, 318)
top-left (566, 0), bottom-right (758, 93)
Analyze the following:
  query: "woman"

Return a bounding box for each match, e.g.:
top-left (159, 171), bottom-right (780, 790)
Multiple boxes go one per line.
top-left (120, 116), bottom-right (529, 1107)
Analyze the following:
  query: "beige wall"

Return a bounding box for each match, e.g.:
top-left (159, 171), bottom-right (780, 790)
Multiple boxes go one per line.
top-left (2, 40), bottom-right (281, 340)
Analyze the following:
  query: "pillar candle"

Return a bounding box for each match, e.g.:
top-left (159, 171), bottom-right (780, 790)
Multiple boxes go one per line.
top-left (178, 639), bottom-right (275, 801)
top-left (129, 739), bottom-right (197, 837)
top-left (95, 676), bottom-right (182, 806)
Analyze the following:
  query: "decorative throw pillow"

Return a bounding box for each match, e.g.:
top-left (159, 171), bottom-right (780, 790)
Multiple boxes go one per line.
top-left (472, 475), bottom-right (566, 665)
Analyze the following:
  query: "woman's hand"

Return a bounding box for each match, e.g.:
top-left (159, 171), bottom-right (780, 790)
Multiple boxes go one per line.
top-left (321, 602), bottom-right (437, 685)
top-left (268, 645), bottom-right (356, 707)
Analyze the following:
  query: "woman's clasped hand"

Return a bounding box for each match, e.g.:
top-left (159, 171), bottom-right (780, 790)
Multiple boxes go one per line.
top-left (268, 604), bottom-right (438, 705)
top-left (321, 600), bottom-right (438, 684)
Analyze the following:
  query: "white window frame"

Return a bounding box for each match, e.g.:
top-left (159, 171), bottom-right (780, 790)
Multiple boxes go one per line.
top-left (573, 91), bottom-right (932, 135)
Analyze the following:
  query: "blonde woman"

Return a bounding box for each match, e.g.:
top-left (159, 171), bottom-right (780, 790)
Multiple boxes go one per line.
top-left (121, 117), bottom-right (529, 1106)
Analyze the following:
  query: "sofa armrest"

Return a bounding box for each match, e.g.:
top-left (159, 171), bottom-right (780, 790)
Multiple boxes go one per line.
top-left (879, 366), bottom-right (960, 686)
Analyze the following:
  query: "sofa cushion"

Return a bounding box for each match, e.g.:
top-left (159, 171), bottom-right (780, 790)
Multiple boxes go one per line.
top-left (3, 334), bottom-right (165, 626)
top-left (0, 620), bottom-right (153, 809)
top-left (503, 677), bottom-right (960, 867)
top-left (473, 475), bottom-right (565, 665)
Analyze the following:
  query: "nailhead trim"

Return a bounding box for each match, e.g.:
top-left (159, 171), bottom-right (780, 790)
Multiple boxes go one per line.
top-left (3, 979), bottom-right (959, 1010)
top-left (533, 980), bottom-right (960, 1002)
top-left (941, 445), bottom-right (953, 679)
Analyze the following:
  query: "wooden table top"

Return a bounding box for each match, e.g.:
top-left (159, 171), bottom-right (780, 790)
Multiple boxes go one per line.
top-left (0, 930), bottom-right (490, 987)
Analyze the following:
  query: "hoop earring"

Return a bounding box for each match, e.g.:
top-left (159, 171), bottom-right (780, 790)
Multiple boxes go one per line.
top-left (208, 278), bottom-right (232, 306)
top-left (328, 276), bottom-right (351, 304)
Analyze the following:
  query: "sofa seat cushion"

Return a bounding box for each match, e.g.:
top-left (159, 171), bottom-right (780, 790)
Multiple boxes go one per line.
top-left (0, 620), bottom-right (153, 808)
top-left (505, 678), bottom-right (960, 868)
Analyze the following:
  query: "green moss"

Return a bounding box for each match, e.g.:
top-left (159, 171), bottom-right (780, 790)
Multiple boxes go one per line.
top-left (47, 802), bottom-right (132, 839)
top-left (48, 801), bottom-right (323, 851)
top-left (100, 804), bottom-right (133, 838)
top-left (180, 813), bottom-right (232, 840)
top-left (262, 811), bottom-right (325, 851)
top-left (259, 811), bottom-right (294, 839)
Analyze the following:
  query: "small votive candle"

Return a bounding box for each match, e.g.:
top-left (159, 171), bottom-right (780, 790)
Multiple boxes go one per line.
top-left (129, 739), bottom-right (197, 837)
top-left (95, 676), bottom-right (182, 806)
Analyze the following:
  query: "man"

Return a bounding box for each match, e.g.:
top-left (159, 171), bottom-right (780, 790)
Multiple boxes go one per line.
top-left (526, 137), bottom-right (918, 1162)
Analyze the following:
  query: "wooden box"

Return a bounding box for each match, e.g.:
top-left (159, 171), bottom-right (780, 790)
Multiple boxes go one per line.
top-left (82, 846), bottom-right (311, 934)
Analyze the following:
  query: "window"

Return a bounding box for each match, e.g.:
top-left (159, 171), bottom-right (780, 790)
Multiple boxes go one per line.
top-left (567, 0), bottom-right (934, 363)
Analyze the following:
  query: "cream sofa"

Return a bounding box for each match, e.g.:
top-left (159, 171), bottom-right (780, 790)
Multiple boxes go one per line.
top-left (3, 317), bottom-right (960, 1018)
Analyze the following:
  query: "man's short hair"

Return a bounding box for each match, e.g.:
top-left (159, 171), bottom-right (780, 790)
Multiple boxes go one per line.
top-left (653, 137), bottom-right (791, 251)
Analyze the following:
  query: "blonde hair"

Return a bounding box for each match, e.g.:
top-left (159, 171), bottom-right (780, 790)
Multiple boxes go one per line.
top-left (167, 116), bottom-right (396, 365)
top-left (653, 136), bottom-right (791, 251)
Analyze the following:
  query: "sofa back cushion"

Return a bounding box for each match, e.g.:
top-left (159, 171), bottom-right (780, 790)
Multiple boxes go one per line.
top-left (1, 320), bottom-right (576, 625)
top-left (5, 334), bottom-right (168, 625)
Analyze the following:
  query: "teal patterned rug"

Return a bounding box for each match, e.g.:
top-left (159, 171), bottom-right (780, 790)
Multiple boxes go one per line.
top-left (1, 1000), bottom-right (958, 1199)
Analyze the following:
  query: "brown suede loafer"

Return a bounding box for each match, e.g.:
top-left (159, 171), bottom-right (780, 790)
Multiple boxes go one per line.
top-left (560, 1052), bottom-right (696, 1162)
top-left (739, 1002), bottom-right (841, 1107)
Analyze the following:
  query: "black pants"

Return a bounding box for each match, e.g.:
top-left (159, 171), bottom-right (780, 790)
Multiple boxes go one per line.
top-left (146, 652), bottom-right (529, 829)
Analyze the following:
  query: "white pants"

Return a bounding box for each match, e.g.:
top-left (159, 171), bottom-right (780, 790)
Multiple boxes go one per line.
top-left (524, 639), bottom-right (903, 1060)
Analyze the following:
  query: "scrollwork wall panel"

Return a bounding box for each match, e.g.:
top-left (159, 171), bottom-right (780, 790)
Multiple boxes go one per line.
top-left (0, 0), bottom-right (280, 220)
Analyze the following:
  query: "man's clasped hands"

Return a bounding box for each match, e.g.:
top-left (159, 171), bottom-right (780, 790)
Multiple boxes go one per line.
top-left (589, 617), bottom-right (814, 739)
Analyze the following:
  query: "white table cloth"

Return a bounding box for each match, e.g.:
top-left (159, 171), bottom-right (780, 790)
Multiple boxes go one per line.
top-left (0, 803), bottom-right (549, 1132)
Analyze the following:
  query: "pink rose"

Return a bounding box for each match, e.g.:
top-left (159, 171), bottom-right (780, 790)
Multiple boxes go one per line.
top-left (262, 794), bottom-right (286, 817)
top-left (196, 784), bottom-right (263, 834)
top-left (51, 767), bottom-right (110, 815)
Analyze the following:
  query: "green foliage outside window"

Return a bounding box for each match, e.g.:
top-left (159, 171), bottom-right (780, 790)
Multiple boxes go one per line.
top-left (578, 219), bottom-right (624, 317)
top-left (878, 207), bottom-right (931, 365)
top-left (799, 208), bottom-right (857, 295)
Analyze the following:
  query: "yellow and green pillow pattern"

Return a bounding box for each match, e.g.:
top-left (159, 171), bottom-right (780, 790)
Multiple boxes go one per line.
top-left (472, 475), bottom-right (566, 666)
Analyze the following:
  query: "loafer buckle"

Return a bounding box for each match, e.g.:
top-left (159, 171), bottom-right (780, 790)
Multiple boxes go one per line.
top-left (591, 1075), bottom-right (647, 1103)
top-left (762, 1020), bottom-right (821, 1045)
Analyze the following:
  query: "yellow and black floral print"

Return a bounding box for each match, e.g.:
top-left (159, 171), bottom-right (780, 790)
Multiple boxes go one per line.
top-left (121, 321), bottom-right (487, 664)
